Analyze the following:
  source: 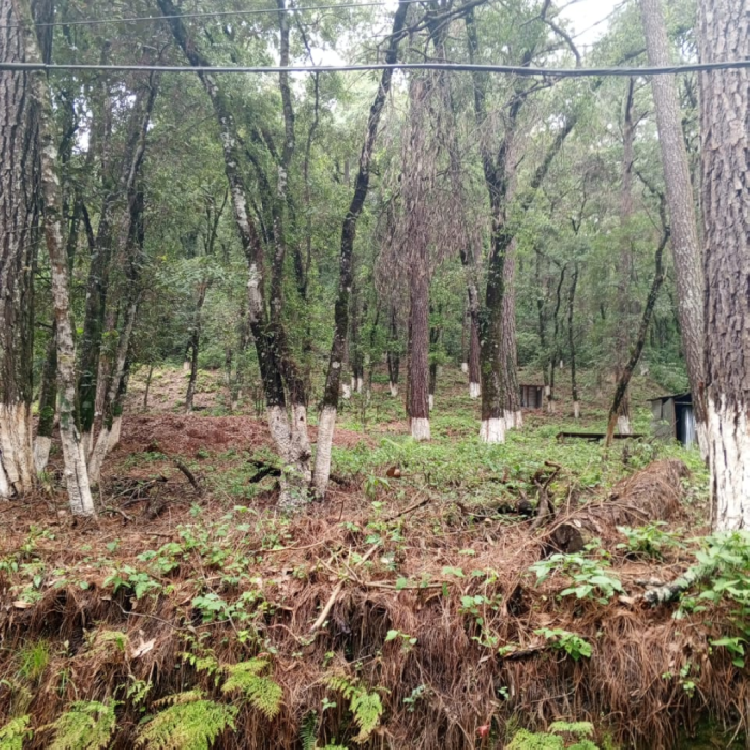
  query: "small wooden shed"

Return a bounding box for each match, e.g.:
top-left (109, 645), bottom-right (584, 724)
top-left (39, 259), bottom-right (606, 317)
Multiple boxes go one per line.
top-left (520, 384), bottom-right (544, 409)
top-left (648, 392), bottom-right (696, 448)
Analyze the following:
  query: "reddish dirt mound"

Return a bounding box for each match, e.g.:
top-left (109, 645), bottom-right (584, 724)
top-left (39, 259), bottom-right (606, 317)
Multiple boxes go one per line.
top-left (117, 413), bottom-right (370, 456)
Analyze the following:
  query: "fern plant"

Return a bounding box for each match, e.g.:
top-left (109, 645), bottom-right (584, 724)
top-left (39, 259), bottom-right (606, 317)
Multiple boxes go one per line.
top-left (325, 675), bottom-right (384, 744)
top-left (221, 658), bottom-right (282, 719)
top-left (0, 715), bottom-right (32, 750)
top-left (44, 700), bottom-right (117, 750)
top-left (137, 691), bottom-right (237, 750)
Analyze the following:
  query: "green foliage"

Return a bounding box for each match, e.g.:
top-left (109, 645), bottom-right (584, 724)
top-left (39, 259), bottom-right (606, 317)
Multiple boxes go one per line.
top-left (529, 545), bottom-right (623, 604)
top-left (616, 522), bottom-right (681, 560)
top-left (137, 691), bottom-right (237, 750)
top-left (0, 715), bottom-right (32, 750)
top-left (325, 675), bottom-right (384, 744)
top-left (45, 701), bottom-right (117, 750)
top-left (508, 721), bottom-right (598, 749)
top-left (535, 629), bottom-right (593, 661)
top-left (678, 531), bottom-right (750, 666)
top-left (221, 659), bottom-right (283, 719)
top-left (16, 639), bottom-right (50, 682)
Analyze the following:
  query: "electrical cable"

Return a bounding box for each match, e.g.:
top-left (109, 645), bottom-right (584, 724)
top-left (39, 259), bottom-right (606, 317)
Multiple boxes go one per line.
top-left (1, 59), bottom-right (747, 77)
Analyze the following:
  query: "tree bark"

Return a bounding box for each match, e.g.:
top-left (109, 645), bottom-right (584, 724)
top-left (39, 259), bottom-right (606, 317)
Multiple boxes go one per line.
top-left (34, 322), bottom-right (57, 475)
top-left (313, 0), bottom-right (409, 497)
top-left (568, 262), bottom-right (580, 419)
top-left (0, 0), bottom-right (37, 498)
top-left (606, 208), bottom-right (669, 447)
top-left (698, 0), bottom-right (750, 529)
top-left (502, 238), bottom-right (521, 428)
top-left (386, 306), bottom-right (400, 397)
top-left (641, 0), bottom-right (708, 459)
top-left (184, 281), bottom-right (208, 413)
top-left (12, 0), bottom-right (94, 515)
top-left (614, 79), bottom-right (636, 435)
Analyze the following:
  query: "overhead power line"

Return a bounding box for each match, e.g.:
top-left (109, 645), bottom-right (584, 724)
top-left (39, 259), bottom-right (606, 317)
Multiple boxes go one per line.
top-left (0, 0), bottom-right (427, 28)
top-left (1, 60), bottom-right (748, 77)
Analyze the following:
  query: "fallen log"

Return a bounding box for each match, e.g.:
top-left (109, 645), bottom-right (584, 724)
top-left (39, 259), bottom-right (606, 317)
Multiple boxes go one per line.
top-left (544, 459), bottom-right (688, 553)
top-left (557, 431), bottom-right (646, 442)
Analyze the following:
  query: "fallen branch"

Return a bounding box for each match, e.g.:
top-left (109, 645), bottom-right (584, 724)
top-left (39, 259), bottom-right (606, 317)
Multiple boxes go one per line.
top-left (383, 496), bottom-right (430, 522)
top-left (173, 458), bottom-right (203, 496)
top-left (643, 561), bottom-right (715, 605)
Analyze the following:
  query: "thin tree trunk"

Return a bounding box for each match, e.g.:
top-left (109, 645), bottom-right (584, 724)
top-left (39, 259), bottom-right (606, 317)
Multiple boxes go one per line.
top-left (568, 263), bottom-right (580, 419)
top-left (0, 0), bottom-right (37, 497)
top-left (34, 323), bottom-right (57, 475)
top-left (606, 208), bottom-right (669, 447)
top-left (142, 364), bottom-right (154, 411)
top-left (641, 0), bottom-right (708, 459)
top-left (698, 0), bottom-right (750, 529)
top-left (468, 312), bottom-right (481, 399)
top-left (386, 306), bottom-right (400, 397)
top-left (313, 0), bottom-right (409, 498)
top-left (548, 264), bottom-right (566, 413)
top-left (13, 0), bottom-right (94, 515)
top-left (185, 281), bottom-right (208, 413)
top-left (614, 79), bottom-right (636, 435)
top-left (409, 262), bottom-right (430, 440)
top-left (502, 238), bottom-right (521, 428)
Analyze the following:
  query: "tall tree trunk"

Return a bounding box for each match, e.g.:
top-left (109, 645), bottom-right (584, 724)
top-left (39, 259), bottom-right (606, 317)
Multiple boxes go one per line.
top-left (34, 323), bottom-right (57, 475)
top-left (606, 208), bottom-right (669, 447)
top-left (428, 306), bottom-right (442, 412)
top-left (409, 260), bottom-right (430, 440)
top-left (547, 264), bottom-right (566, 413)
top-left (615, 79), bottom-right (636, 435)
top-left (468, 315), bottom-right (481, 399)
top-left (641, 0), bottom-right (708, 459)
top-left (698, 0), bottom-right (750, 529)
top-left (568, 262), bottom-right (580, 419)
top-left (0, 0), bottom-right (37, 498)
top-left (386, 306), bottom-right (400, 397)
top-left (313, 0), bottom-right (409, 498)
top-left (13, 0), bottom-right (94, 515)
top-left (502, 238), bottom-right (521, 428)
top-left (184, 281), bottom-right (208, 413)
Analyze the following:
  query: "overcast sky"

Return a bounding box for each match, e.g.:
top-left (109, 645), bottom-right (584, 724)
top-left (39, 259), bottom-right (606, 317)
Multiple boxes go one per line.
top-left (558, 0), bottom-right (622, 46)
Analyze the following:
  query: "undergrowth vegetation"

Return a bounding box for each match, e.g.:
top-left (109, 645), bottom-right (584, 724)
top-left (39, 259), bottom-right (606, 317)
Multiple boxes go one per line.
top-left (0, 370), bottom-right (745, 748)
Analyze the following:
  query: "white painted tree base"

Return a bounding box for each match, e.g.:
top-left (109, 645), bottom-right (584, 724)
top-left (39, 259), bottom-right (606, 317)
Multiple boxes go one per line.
top-left (708, 396), bottom-right (750, 530)
top-left (389, 382), bottom-right (398, 398)
top-left (34, 437), bottom-right (52, 476)
top-left (697, 422), bottom-right (709, 463)
top-left (411, 417), bottom-right (430, 441)
top-left (547, 400), bottom-right (557, 414)
top-left (183, 361), bottom-right (190, 372)
top-left (0, 403), bottom-right (34, 498)
top-left (573, 401), bottom-right (580, 419)
top-left (108, 415), bottom-right (123, 450)
top-left (355, 377), bottom-right (364, 394)
top-left (460, 363), bottom-right (469, 373)
top-left (469, 382), bottom-right (481, 399)
top-left (428, 395), bottom-right (434, 411)
top-left (313, 406), bottom-right (337, 500)
top-left (515, 410), bottom-right (523, 428)
top-left (617, 415), bottom-right (632, 435)
top-left (480, 418), bottom-right (505, 444)
top-left (341, 384), bottom-right (351, 400)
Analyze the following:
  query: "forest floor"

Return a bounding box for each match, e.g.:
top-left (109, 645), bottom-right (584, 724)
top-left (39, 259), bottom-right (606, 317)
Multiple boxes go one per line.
top-left (0, 366), bottom-right (748, 749)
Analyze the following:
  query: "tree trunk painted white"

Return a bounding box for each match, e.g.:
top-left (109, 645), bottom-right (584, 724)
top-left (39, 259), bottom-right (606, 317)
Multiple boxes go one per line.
top-left (341, 383), bottom-right (351, 400)
top-left (504, 410), bottom-right (515, 429)
top-left (573, 401), bottom-right (580, 419)
top-left (617, 415), bottom-right (632, 435)
top-left (547, 400), bottom-right (557, 414)
top-left (33, 436), bottom-right (52, 477)
top-left (355, 377), bottom-right (364, 394)
top-left (268, 405), bottom-right (311, 508)
top-left (461, 362), bottom-right (469, 373)
top-left (699, 0), bottom-right (749, 528)
top-left (183, 360), bottom-right (190, 372)
top-left (411, 417), bottom-right (430, 442)
top-left (428, 395), bottom-right (434, 411)
top-left (13, 0), bottom-right (95, 515)
top-left (515, 410), bottom-right (523, 428)
top-left (0, 404), bottom-right (34, 499)
top-left (708, 397), bottom-right (750, 529)
top-left (389, 382), bottom-right (398, 398)
top-left (108, 415), bottom-right (123, 450)
top-left (480, 417), bottom-right (505, 444)
top-left (88, 428), bottom-right (110, 485)
top-left (313, 405), bottom-right (336, 499)
top-left (469, 382), bottom-right (481, 399)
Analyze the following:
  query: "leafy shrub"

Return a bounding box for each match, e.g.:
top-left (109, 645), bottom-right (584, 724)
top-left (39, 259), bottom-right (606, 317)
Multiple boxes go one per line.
top-left (508, 721), bottom-right (598, 749)
top-left (44, 701), bottom-right (116, 750)
top-left (616, 522), bottom-right (681, 560)
top-left (535, 628), bottom-right (592, 662)
top-left (221, 659), bottom-right (283, 719)
top-left (137, 691), bottom-right (236, 750)
top-left (0, 715), bottom-right (32, 750)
